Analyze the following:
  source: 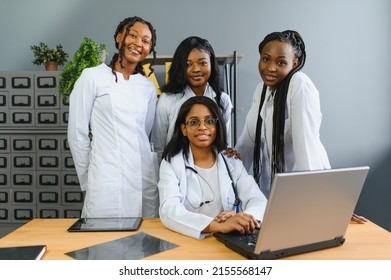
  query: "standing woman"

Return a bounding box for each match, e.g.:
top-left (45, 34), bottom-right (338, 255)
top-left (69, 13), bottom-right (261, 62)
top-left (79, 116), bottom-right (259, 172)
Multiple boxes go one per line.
top-left (158, 96), bottom-right (267, 239)
top-left (151, 36), bottom-right (233, 162)
top-left (67, 16), bottom-right (159, 218)
top-left (235, 30), bottom-right (330, 198)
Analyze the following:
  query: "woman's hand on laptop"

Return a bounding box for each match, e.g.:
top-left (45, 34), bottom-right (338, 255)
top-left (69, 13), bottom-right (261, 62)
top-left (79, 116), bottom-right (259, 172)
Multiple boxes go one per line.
top-left (205, 212), bottom-right (260, 234)
top-left (214, 210), bottom-right (236, 223)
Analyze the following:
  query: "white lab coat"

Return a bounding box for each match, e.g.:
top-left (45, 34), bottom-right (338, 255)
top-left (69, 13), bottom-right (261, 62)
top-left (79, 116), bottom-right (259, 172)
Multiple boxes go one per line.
top-left (67, 64), bottom-right (159, 218)
top-left (235, 71), bottom-right (330, 197)
top-left (158, 149), bottom-right (267, 239)
top-left (151, 84), bottom-right (232, 162)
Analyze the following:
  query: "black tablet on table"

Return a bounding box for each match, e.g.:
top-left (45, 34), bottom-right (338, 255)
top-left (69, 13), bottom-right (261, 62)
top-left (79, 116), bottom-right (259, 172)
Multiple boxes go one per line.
top-left (67, 217), bottom-right (142, 232)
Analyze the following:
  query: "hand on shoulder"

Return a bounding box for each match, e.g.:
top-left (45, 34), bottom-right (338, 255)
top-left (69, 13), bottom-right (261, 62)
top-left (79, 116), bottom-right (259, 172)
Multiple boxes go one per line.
top-left (223, 147), bottom-right (241, 160)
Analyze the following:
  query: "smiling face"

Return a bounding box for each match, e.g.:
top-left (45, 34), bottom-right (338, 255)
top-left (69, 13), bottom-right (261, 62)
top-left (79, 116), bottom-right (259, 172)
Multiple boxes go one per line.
top-left (186, 48), bottom-right (211, 95)
top-left (181, 104), bottom-right (217, 151)
top-left (258, 40), bottom-right (298, 92)
top-left (116, 21), bottom-right (152, 65)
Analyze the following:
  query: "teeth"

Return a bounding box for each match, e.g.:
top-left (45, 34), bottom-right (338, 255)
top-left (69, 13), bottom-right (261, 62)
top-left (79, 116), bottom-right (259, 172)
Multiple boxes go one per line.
top-left (128, 46), bottom-right (140, 54)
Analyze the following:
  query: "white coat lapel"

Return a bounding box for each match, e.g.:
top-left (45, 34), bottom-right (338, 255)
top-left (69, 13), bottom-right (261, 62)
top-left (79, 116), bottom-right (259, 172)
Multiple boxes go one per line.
top-left (217, 154), bottom-right (236, 211)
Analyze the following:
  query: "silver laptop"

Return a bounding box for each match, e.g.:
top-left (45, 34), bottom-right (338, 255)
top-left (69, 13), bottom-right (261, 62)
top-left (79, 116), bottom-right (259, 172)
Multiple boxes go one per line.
top-left (214, 166), bottom-right (369, 259)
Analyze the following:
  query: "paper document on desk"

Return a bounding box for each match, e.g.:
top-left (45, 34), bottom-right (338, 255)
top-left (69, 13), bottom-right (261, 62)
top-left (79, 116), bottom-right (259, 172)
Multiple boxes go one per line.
top-left (65, 232), bottom-right (179, 260)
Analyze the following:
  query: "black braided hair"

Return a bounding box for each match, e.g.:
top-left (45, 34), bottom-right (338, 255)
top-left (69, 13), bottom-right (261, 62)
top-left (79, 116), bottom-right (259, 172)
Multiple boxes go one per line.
top-left (162, 36), bottom-right (224, 112)
top-left (253, 30), bottom-right (306, 185)
top-left (109, 16), bottom-right (157, 82)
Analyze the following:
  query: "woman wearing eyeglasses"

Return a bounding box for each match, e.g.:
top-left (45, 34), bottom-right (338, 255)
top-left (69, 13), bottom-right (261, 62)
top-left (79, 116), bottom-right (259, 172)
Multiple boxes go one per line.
top-left (158, 96), bottom-right (267, 239)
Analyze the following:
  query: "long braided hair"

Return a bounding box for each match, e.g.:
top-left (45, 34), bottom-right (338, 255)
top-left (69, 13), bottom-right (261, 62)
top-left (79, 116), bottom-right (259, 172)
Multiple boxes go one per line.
top-left (253, 30), bottom-right (306, 186)
top-left (109, 16), bottom-right (157, 82)
top-left (162, 36), bottom-right (224, 112)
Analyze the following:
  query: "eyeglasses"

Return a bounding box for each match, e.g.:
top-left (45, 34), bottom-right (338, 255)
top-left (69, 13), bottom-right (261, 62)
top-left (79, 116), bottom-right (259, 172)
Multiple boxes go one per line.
top-left (185, 118), bottom-right (218, 130)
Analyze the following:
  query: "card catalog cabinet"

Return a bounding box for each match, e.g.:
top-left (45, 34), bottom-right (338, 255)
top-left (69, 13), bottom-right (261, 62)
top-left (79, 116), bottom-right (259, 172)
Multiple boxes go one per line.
top-left (0, 71), bottom-right (83, 229)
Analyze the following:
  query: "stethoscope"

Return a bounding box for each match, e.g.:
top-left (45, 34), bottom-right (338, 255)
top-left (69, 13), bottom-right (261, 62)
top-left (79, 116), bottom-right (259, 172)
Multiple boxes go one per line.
top-left (185, 154), bottom-right (242, 213)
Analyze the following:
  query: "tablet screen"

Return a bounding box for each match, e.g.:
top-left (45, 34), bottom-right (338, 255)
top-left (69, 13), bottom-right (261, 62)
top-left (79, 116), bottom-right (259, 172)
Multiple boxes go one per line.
top-left (67, 217), bottom-right (142, 232)
top-left (65, 232), bottom-right (179, 260)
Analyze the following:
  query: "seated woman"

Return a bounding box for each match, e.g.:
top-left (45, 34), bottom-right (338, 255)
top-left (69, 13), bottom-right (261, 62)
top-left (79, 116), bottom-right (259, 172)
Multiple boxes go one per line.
top-left (158, 96), bottom-right (267, 239)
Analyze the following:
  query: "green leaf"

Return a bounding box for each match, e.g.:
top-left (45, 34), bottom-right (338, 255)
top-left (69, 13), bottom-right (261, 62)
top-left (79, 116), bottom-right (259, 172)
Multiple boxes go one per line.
top-left (59, 37), bottom-right (109, 97)
top-left (30, 42), bottom-right (69, 66)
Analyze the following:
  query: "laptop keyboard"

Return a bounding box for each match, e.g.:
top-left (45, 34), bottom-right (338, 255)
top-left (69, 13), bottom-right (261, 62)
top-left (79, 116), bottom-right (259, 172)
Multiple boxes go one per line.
top-left (230, 228), bottom-right (260, 248)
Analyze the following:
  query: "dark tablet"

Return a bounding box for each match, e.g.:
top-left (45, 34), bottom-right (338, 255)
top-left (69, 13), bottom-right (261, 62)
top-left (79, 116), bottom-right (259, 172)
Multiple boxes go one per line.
top-left (67, 217), bottom-right (142, 232)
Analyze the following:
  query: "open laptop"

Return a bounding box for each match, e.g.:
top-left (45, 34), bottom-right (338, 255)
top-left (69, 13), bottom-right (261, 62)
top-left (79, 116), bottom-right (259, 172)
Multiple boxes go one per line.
top-left (214, 166), bottom-right (369, 259)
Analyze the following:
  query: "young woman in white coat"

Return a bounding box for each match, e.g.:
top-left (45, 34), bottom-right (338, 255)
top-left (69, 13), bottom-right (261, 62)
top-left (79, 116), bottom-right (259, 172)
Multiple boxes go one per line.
top-left (235, 30), bottom-right (331, 199)
top-left (158, 96), bottom-right (267, 239)
top-left (151, 36), bottom-right (232, 162)
top-left (67, 16), bottom-right (159, 218)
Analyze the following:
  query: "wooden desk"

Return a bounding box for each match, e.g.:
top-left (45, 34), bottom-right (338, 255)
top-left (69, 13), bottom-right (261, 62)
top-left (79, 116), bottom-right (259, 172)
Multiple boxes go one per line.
top-left (0, 218), bottom-right (389, 260)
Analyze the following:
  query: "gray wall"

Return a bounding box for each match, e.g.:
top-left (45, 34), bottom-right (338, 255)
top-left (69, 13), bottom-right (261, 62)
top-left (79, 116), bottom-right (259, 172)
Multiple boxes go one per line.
top-left (1, 0), bottom-right (390, 231)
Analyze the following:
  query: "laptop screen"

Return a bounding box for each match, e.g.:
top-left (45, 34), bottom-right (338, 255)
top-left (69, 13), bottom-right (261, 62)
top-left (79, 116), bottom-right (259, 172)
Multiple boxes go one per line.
top-left (255, 166), bottom-right (369, 254)
top-left (214, 166), bottom-right (369, 259)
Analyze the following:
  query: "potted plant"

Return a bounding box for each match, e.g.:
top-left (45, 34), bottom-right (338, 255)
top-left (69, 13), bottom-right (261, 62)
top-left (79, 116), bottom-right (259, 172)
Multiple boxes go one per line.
top-left (59, 37), bottom-right (108, 97)
top-left (30, 42), bottom-right (69, 71)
